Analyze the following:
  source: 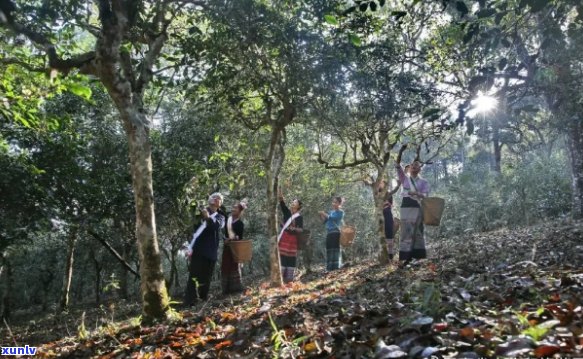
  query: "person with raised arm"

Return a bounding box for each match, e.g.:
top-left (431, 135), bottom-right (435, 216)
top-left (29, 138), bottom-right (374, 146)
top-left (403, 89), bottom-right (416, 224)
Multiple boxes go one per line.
top-left (184, 193), bottom-right (226, 306)
top-left (395, 160), bottom-right (430, 265)
top-left (319, 196), bottom-right (345, 271)
top-left (278, 188), bottom-right (303, 283)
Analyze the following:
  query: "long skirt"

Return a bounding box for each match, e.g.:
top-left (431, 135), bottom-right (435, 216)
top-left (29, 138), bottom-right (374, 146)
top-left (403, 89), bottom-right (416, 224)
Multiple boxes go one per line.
top-left (326, 232), bottom-right (341, 271)
top-left (399, 198), bottom-right (426, 261)
top-left (185, 253), bottom-right (216, 305)
top-left (383, 206), bottom-right (395, 259)
top-left (280, 255), bottom-right (297, 283)
top-left (221, 245), bottom-right (243, 295)
top-left (279, 231), bottom-right (298, 283)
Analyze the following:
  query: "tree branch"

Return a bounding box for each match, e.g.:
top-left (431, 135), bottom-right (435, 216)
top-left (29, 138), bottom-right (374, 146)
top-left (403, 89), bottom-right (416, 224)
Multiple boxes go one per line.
top-left (163, 0), bottom-right (208, 8)
top-left (0, 0), bottom-right (96, 75)
top-left (0, 58), bottom-right (45, 73)
top-left (135, 6), bottom-right (169, 94)
top-left (88, 229), bottom-right (140, 279)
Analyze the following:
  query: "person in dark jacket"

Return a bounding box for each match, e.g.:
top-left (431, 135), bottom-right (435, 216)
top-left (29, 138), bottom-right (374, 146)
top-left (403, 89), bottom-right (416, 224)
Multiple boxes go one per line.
top-left (184, 192), bottom-right (225, 305)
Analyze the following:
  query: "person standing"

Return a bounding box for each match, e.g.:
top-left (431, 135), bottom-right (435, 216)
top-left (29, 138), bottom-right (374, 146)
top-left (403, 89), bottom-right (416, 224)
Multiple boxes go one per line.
top-left (278, 189), bottom-right (303, 283)
top-left (319, 196), bottom-right (345, 271)
top-left (379, 175), bottom-right (405, 261)
top-left (221, 201), bottom-right (247, 295)
top-left (184, 193), bottom-right (225, 305)
top-left (395, 161), bottom-right (430, 264)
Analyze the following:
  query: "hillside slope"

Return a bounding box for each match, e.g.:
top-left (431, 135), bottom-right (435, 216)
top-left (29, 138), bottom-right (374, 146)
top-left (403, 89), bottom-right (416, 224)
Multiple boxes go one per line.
top-left (12, 220), bottom-right (583, 358)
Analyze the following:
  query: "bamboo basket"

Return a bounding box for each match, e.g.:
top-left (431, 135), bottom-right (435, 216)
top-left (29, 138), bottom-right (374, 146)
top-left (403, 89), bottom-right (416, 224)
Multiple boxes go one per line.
top-left (422, 197), bottom-right (445, 226)
top-left (228, 240), bottom-right (252, 263)
top-left (340, 225), bottom-right (356, 247)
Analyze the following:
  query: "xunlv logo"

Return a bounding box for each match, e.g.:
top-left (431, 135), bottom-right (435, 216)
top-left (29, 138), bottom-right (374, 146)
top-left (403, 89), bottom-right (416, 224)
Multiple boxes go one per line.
top-left (1, 346), bottom-right (38, 355)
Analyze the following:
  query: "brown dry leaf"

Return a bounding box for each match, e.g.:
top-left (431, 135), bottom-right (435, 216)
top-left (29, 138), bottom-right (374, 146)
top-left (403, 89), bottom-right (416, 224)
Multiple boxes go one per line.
top-left (124, 338), bottom-right (142, 346)
top-left (214, 340), bottom-right (233, 350)
top-left (459, 327), bottom-right (475, 339)
top-left (221, 312), bottom-right (237, 321)
top-left (481, 330), bottom-right (494, 340)
top-left (534, 344), bottom-right (560, 358)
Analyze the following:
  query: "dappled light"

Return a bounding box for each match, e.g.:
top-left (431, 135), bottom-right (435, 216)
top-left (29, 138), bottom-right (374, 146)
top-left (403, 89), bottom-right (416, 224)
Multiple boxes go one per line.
top-left (1, 0), bottom-right (582, 358)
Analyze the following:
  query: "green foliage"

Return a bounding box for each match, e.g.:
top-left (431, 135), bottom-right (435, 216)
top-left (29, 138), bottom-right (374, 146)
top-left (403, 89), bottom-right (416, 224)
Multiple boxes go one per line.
top-left (1, 0), bottom-right (582, 320)
top-left (348, 33), bottom-right (361, 46)
top-left (103, 274), bottom-right (120, 293)
top-left (268, 312), bottom-right (306, 358)
top-left (66, 82), bottom-right (92, 101)
top-left (324, 14), bottom-right (338, 25)
top-left (439, 147), bottom-right (571, 235)
top-left (515, 310), bottom-right (554, 341)
top-left (77, 311), bottom-right (88, 340)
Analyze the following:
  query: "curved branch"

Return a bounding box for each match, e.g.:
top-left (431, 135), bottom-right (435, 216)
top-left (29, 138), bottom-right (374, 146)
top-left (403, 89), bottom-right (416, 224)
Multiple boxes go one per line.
top-left (0, 0), bottom-right (96, 75)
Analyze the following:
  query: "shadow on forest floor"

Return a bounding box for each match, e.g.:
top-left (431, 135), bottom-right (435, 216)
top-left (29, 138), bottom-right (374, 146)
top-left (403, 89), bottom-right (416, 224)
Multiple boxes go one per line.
top-left (2, 219), bottom-right (583, 358)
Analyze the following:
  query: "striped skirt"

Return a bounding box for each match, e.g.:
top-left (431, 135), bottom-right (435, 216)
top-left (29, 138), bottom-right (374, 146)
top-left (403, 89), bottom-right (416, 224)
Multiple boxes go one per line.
top-left (326, 232), bottom-right (341, 271)
top-left (221, 246), bottom-right (243, 294)
top-left (399, 198), bottom-right (426, 261)
top-left (384, 206), bottom-right (395, 259)
top-left (280, 255), bottom-right (297, 283)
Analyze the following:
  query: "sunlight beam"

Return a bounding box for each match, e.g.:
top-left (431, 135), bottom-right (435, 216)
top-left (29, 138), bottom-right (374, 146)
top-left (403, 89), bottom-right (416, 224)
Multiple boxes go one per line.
top-left (471, 93), bottom-right (498, 114)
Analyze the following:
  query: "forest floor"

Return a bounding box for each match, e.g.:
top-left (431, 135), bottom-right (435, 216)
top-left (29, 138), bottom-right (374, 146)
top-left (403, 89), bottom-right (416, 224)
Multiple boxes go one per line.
top-left (3, 219), bottom-right (583, 358)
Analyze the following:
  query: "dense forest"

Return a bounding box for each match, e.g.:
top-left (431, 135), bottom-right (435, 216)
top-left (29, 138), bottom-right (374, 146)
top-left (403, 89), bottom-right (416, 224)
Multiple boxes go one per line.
top-left (1, 0), bottom-right (582, 357)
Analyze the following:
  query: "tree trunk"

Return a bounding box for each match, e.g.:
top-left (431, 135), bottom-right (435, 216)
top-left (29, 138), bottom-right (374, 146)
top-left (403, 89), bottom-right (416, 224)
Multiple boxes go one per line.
top-left (442, 158), bottom-right (449, 182)
top-left (95, 5), bottom-right (170, 320)
top-left (567, 119), bottom-right (583, 218)
top-left (373, 172), bottom-right (390, 265)
top-left (163, 239), bottom-right (180, 293)
top-left (97, 88), bottom-right (168, 318)
top-left (125, 115), bottom-right (170, 320)
top-left (59, 224), bottom-right (79, 312)
top-left (266, 129), bottom-right (285, 287)
top-left (492, 80), bottom-right (510, 174)
top-left (0, 252), bottom-right (11, 320)
top-left (116, 219), bottom-right (129, 300)
top-left (91, 249), bottom-right (102, 305)
top-left (0, 254), bottom-right (4, 318)
top-left (120, 235), bottom-right (136, 300)
top-left (41, 270), bottom-right (54, 311)
top-left (492, 125), bottom-right (502, 173)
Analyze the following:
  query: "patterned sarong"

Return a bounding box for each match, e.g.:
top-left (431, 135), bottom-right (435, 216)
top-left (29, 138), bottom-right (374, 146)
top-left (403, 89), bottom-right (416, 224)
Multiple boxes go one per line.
top-left (280, 255), bottom-right (296, 283)
top-left (221, 245), bottom-right (243, 294)
top-left (326, 232), bottom-right (341, 271)
top-left (399, 198), bottom-right (426, 261)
